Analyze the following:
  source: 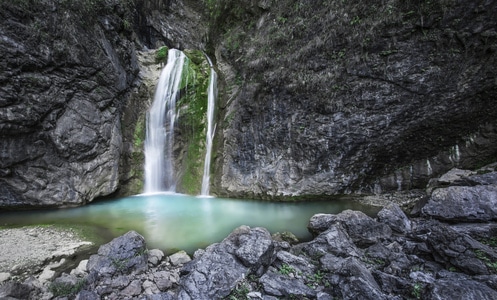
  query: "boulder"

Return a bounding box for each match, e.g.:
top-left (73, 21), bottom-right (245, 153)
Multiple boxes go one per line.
top-left (320, 255), bottom-right (387, 300)
top-left (438, 168), bottom-right (476, 185)
top-left (169, 251), bottom-right (191, 267)
top-left (86, 231), bottom-right (148, 277)
top-left (377, 203), bottom-right (412, 234)
top-left (452, 171), bottom-right (497, 186)
top-left (308, 213), bottom-right (336, 235)
top-left (428, 278), bottom-right (497, 300)
top-left (275, 250), bottom-right (316, 276)
top-left (0, 282), bottom-right (32, 299)
top-left (415, 221), bottom-right (497, 275)
top-left (422, 185), bottom-right (497, 222)
top-left (235, 227), bottom-right (275, 275)
top-left (300, 223), bottom-right (360, 258)
top-left (148, 249), bottom-right (165, 267)
top-left (333, 210), bottom-right (393, 247)
top-left (177, 226), bottom-right (275, 300)
top-left (260, 271), bottom-right (317, 298)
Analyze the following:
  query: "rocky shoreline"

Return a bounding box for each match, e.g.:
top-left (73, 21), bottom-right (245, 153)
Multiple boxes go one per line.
top-left (0, 225), bottom-right (98, 285)
top-left (1, 167), bottom-right (497, 299)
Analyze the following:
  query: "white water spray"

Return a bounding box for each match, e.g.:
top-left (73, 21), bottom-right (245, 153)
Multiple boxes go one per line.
top-left (201, 55), bottom-right (218, 196)
top-left (144, 49), bottom-right (186, 193)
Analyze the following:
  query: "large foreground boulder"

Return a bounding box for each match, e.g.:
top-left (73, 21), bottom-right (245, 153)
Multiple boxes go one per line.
top-left (422, 175), bottom-right (497, 222)
top-left (177, 226), bottom-right (275, 300)
top-left (87, 231), bottom-right (148, 277)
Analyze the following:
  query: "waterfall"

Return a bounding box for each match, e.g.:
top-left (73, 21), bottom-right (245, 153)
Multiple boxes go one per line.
top-left (144, 49), bottom-right (186, 194)
top-left (201, 56), bottom-right (218, 196)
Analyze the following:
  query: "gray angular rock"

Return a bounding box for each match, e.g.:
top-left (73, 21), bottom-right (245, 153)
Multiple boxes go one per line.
top-left (169, 250), bottom-right (191, 266)
top-left (300, 223), bottom-right (360, 258)
top-left (428, 278), bottom-right (497, 300)
top-left (0, 281), bottom-right (32, 299)
top-left (452, 171), bottom-right (497, 186)
top-left (121, 279), bottom-right (142, 296)
top-left (326, 256), bottom-right (379, 288)
top-left (416, 221), bottom-right (497, 275)
top-left (320, 255), bottom-right (387, 299)
top-left (438, 168), bottom-right (476, 185)
top-left (235, 227), bottom-right (275, 274)
top-left (275, 250), bottom-right (316, 276)
top-left (422, 185), bottom-right (497, 222)
top-left (87, 231), bottom-right (148, 277)
top-left (374, 270), bottom-right (411, 296)
top-left (260, 271), bottom-right (317, 298)
top-left (0, 272), bottom-right (10, 283)
top-left (309, 210), bottom-right (392, 247)
top-left (377, 204), bottom-right (412, 234)
top-left (148, 249), bottom-right (165, 266)
top-left (146, 293), bottom-right (177, 300)
top-left (75, 290), bottom-right (99, 300)
top-left (335, 210), bottom-right (393, 247)
top-left (154, 271), bottom-right (177, 291)
top-left (308, 213), bottom-right (336, 235)
top-left (341, 276), bottom-right (389, 300)
top-left (178, 226), bottom-right (275, 300)
top-left (450, 223), bottom-right (497, 242)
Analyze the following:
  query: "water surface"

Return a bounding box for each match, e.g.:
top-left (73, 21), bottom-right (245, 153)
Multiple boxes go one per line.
top-left (0, 193), bottom-right (378, 253)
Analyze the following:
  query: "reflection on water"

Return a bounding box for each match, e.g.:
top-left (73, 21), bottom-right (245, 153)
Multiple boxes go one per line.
top-left (0, 193), bottom-right (378, 253)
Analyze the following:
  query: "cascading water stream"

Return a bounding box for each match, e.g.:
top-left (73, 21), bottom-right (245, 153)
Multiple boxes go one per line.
top-left (144, 49), bottom-right (186, 194)
top-left (201, 56), bottom-right (218, 196)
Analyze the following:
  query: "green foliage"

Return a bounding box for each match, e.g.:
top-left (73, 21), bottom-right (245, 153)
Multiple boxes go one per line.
top-left (277, 16), bottom-right (288, 24)
top-left (306, 270), bottom-right (325, 288)
top-left (278, 263), bottom-right (296, 276)
top-left (350, 15), bottom-right (361, 25)
top-left (49, 279), bottom-right (86, 297)
top-left (175, 51), bottom-right (211, 194)
top-left (362, 255), bottom-right (386, 266)
top-left (380, 49), bottom-right (398, 56)
top-left (133, 116), bottom-right (145, 149)
top-left (123, 19), bottom-right (131, 30)
top-left (225, 282), bottom-right (250, 300)
top-left (412, 282), bottom-right (423, 299)
top-left (474, 249), bottom-right (497, 273)
top-left (479, 237), bottom-right (497, 247)
top-left (155, 46), bottom-right (169, 65)
top-left (203, 0), bottom-right (221, 19)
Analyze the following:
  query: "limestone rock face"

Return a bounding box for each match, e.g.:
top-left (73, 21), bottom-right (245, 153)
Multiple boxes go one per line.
top-left (211, 0), bottom-right (497, 199)
top-left (0, 0), bottom-right (212, 207)
top-left (0, 1), bottom-right (139, 208)
top-left (2, 0), bottom-right (497, 206)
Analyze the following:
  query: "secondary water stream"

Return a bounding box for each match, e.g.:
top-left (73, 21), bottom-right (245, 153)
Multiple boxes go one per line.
top-left (201, 55), bottom-right (217, 196)
top-left (0, 194), bottom-right (378, 253)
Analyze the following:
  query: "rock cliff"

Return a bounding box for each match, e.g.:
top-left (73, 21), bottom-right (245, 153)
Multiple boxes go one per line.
top-left (210, 0), bottom-right (497, 199)
top-left (0, 0), bottom-right (140, 207)
top-left (1, 0), bottom-right (497, 207)
top-left (0, 0), bottom-right (208, 207)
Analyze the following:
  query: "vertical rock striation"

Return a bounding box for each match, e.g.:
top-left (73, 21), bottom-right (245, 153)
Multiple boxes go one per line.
top-left (0, 0), bottom-right (139, 207)
top-left (209, 0), bottom-right (497, 199)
